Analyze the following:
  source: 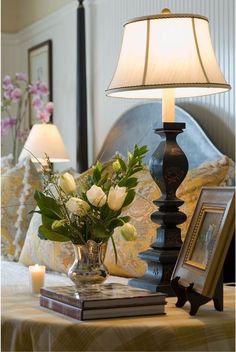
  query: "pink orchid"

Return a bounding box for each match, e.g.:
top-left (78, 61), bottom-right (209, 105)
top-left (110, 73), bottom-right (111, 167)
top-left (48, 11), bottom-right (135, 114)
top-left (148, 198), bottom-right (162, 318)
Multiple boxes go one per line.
top-left (45, 101), bottom-right (53, 114)
top-left (36, 110), bottom-right (50, 123)
top-left (3, 90), bottom-right (11, 100)
top-left (29, 83), bottom-right (38, 95)
top-left (29, 81), bottom-right (49, 96)
top-left (10, 88), bottom-right (22, 102)
top-left (2, 75), bottom-right (12, 89)
top-left (1, 72), bottom-right (52, 163)
top-left (32, 96), bottom-right (43, 109)
top-left (15, 72), bottom-right (28, 82)
top-left (1, 117), bottom-right (17, 136)
top-left (3, 84), bottom-right (14, 100)
top-left (38, 82), bottom-right (49, 95)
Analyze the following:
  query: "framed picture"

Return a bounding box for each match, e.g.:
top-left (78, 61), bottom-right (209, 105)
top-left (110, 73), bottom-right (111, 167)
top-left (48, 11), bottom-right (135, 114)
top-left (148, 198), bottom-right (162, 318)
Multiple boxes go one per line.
top-left (171, 187), bottom-right (235, 298)
top-left (28, 40), bottom-right (53, 126)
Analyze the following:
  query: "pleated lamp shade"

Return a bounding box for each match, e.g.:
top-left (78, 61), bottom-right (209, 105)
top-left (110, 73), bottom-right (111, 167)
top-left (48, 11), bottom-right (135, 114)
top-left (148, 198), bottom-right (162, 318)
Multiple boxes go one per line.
top-left (106, 12), bottom-right (230, 99)
top-left (19, 123), bottom-right (70, 163)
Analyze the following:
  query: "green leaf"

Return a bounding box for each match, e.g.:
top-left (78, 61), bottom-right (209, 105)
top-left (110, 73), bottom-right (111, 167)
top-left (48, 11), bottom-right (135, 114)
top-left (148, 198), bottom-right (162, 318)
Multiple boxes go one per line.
top-left (41, 214), bottom-right (55, 228)
top-left (122, 177), bottom-right (138, 189)
top-left (117, 157), bottom-right (127, 171)
top-left (109, 218), bottom-right (124, 230)
top-left (93, 167), bottom-right (101, 183)
top-left (34, 190), bottom-right (62, 219)
top-left (139, 145), bottom-right (148, 155)
top-left (122, 190), bottom-right (135, 207)
top-left (119, 216), bottom-right (130, 223)
top-left (98, 172), bottom-right (109, 186)
top-left (93, 224), bottom-right (110, 239)
top-left (38, 225), bottom-right (70, 242)
top-left (111, 235), bottom-right (118, 264)
top-left (29, 210), bottom-right (41, 215)
top-left (87, 175), bottom-right (94, 188)
top-left (96, 160), bottom-right (103, 172)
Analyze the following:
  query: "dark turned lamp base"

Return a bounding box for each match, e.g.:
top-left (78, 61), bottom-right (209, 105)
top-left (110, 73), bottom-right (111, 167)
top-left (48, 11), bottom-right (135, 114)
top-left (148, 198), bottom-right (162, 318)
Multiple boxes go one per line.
top-left (129, 122), bottom-right (188, 296)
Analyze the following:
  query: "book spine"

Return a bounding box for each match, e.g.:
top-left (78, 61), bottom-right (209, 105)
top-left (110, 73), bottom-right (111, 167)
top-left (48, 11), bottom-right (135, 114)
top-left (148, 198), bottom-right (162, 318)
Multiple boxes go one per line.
top-left (40, 296), bottom-right (84, 320)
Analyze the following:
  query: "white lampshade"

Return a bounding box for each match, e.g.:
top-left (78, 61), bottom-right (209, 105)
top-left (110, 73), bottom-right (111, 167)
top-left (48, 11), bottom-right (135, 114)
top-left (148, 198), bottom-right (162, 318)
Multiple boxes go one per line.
top-left (19, 123), bottom-right (70, 163)
top-left (106, 12), bottom-right (230, 99)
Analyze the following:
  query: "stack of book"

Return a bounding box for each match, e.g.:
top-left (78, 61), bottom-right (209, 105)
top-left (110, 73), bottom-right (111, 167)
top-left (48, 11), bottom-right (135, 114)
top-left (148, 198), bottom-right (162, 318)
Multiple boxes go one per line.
top-left (40, 283), bottom-right (167, 320)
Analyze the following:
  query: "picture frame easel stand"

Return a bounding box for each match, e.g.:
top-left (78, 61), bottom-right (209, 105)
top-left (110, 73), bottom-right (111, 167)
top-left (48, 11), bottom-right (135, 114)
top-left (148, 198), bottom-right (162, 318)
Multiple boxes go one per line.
top-left (171, 272), bottom-right (223, 316)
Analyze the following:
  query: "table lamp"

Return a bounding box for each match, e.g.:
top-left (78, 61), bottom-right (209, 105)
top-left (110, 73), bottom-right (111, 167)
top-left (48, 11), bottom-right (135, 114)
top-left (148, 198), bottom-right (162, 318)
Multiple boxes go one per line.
top-left (106, 9), bottom-right (230, 294)
top-left (19, 123), bottom-right (70, 164)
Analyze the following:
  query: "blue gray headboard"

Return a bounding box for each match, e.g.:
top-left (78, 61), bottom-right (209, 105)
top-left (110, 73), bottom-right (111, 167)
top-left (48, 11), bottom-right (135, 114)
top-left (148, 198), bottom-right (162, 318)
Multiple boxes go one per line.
top-left (97, 102), bottom-right (223, 169)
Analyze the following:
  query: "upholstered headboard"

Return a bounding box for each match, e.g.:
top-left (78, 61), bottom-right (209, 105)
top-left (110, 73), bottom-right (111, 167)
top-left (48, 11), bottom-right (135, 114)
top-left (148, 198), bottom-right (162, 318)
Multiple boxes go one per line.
top-left (97, 102), bottom-right (223, 169)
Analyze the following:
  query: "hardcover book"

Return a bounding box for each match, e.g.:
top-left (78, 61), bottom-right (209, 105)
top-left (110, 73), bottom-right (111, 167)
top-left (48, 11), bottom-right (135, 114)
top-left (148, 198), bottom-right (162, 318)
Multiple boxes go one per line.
top-left (40, 283), bottom-right (166, 309)
top-left (40, 295), bottom-right (166, 320)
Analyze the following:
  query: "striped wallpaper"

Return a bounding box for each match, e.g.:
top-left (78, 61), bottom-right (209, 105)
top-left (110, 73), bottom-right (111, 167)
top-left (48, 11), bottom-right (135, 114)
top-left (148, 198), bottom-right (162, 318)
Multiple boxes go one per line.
top-left (87, 0), bottom-right (235, 160)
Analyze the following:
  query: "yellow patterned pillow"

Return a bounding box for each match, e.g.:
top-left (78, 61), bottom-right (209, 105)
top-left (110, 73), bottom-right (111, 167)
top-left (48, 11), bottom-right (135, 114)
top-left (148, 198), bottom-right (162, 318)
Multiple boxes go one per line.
top-left (178, 156), bottom-right (235, 240)
top-left (104, 156), bottom-right (235, 277)
top-left (19, 211), bottom-right (74, 272)
top-left (0, 154), bottom-right (14, 174)
top-left (1, 158), bottom-right (41, 260)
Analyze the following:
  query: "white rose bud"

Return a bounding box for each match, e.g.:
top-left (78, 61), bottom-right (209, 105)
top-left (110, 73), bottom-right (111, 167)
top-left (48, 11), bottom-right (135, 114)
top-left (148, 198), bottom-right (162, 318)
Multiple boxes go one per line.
top-left (59, 172), bottom-right (76, 194)
top-left (107, 185), bottom-right (127, 211)
top-left (120, 223), bottom-right (137, 241)
top-left (66, 197), bottom-right (90, 216)
top-left (86, 185), bottom-right (107, 207)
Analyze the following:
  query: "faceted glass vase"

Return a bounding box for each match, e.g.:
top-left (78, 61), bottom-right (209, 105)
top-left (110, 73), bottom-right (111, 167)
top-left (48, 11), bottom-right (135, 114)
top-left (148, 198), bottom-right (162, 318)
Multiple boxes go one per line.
top-left (68, 240), bottom-right (109, 287)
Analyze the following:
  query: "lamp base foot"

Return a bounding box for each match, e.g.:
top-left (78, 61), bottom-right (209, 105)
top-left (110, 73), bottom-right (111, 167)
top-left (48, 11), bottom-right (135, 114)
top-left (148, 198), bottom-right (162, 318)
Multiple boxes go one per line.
top-left (128, 277), bottom-right (175, 296)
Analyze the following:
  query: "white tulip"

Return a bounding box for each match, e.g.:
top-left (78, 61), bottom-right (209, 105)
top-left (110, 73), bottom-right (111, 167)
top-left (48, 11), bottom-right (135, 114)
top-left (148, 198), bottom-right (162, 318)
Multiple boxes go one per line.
top-left (86, 185), bottom-right (107, 207)
top-left (66, 197), bottom-right (90, 216)
top-left (107, 185), bottom-right (127, 211)
top-left (59, 172), bottom-right (76, 194)
top-left (120, 223), bottom-right (137, 241)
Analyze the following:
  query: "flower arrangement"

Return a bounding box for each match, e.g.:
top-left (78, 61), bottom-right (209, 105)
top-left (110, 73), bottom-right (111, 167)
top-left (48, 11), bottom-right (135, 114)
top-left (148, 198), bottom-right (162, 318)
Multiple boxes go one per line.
top-left (1, 73), bottom-right (53, 163)
top-left (34, 145), bottom-right (148, 261)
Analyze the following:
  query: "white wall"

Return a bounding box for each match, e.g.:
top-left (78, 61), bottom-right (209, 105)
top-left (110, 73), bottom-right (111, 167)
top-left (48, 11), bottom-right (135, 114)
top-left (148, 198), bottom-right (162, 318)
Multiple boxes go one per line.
top-left (89, 0), bottom-right (235, 160)
top-left (1, 0), bottom-right (235, 167)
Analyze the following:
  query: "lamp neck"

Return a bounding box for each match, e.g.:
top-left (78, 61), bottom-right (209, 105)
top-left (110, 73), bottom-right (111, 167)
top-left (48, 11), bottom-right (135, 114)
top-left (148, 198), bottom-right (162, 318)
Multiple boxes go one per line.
top-left (162, 88), bottom-right (175, 122)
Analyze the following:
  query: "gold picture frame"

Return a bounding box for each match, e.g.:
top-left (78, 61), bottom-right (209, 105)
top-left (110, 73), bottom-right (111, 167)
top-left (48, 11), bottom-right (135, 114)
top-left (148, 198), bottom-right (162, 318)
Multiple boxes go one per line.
top-left (171, 187), bottom-right (235, 298)
top-left (28, 40), bottom-right (53, 127)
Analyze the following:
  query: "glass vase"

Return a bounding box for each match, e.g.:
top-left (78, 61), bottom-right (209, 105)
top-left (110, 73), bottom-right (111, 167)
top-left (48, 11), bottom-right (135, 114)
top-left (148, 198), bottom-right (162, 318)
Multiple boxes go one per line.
top-left (68, 240), bottom-right (109, 287)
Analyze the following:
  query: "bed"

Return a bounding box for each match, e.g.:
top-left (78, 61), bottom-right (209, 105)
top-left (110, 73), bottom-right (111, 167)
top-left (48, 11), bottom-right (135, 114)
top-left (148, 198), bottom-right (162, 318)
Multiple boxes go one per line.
top-left (1, 101), bottom-right (235, 352)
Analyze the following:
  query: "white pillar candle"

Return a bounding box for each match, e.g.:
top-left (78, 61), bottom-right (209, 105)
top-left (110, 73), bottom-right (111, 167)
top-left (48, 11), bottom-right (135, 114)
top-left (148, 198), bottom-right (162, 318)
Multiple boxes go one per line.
top-left (162, 88), bottom-right (175, 122)
top-left (29, 264), bottom-right (46, 294)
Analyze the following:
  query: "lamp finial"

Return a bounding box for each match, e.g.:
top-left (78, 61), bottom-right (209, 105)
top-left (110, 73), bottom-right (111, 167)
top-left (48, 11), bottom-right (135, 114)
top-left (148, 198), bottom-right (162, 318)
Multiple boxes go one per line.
top-left (161, 8), bottom-right (171, 14)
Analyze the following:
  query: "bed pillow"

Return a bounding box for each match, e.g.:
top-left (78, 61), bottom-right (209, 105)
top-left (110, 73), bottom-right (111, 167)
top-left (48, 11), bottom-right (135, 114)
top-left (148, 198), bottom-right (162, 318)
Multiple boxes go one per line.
top-left (1, 154), bottom-right (14, 174)
top-left (104, 155), bottom-right (235, 277)
top-left (19, 156), bottom-right (234, 277)
top-left (1, 158), bottom-right (42, 261)
top-left (19, 210), bottom-right (74, 271)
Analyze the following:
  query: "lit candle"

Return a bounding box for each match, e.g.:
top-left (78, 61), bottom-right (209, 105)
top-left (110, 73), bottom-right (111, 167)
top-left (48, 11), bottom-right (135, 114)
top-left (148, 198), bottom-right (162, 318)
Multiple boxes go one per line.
top-left (29, 264), bottom-right (46, 294)
top-left (162, 88), bottom-right (175, 122)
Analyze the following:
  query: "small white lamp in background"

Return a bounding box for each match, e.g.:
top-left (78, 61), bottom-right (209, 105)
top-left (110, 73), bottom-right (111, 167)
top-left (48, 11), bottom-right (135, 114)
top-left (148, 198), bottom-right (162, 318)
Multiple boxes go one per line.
top-left (19, 123), bottom-right (70, 164)
top-left (106, 9), bottom-right (231, 294)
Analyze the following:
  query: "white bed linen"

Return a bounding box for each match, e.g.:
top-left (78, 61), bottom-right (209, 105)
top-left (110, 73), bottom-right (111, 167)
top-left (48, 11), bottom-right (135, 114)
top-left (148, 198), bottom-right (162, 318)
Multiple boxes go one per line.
top-left (1, 260), bottom-right (128, 296)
